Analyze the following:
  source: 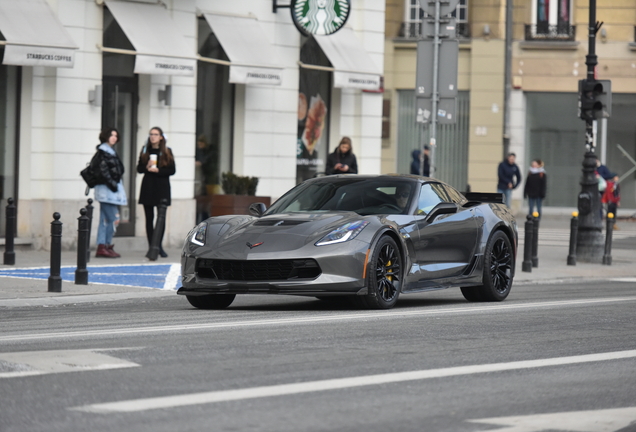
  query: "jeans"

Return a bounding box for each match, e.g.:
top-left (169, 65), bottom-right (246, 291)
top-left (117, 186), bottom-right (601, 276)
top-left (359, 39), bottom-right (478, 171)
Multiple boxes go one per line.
top-left (96, 203), bottom-right (120, 245)
top-left (528, 197), bottom-right (543, 219)
top-left (497, 188), bottom-right (512, 209)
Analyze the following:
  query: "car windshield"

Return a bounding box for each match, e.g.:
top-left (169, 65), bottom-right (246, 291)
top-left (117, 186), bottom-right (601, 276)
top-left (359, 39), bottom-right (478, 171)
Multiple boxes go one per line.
top-left (265, 178), bottom-right (415, 216)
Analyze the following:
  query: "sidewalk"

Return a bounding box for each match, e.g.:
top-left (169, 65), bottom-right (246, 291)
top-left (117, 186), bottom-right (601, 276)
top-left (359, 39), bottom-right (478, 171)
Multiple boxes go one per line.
top-left (0, 216), bottom-right (635, 307)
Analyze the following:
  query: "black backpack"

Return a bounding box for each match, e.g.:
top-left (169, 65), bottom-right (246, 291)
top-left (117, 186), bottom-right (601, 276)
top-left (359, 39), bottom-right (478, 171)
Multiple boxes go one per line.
top-left (80, 152), bottom-right (104, 193)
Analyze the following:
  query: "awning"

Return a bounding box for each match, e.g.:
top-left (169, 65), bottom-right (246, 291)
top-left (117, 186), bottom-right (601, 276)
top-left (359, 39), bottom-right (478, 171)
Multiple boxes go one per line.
top-left (313, 28), bottom-right (382, 91)
top-left (104, 0), bottom-right (196, 76)
top-left (0, 0), bottom-right (78, 68)
top-left (201, 13), bottom-right (283, 86)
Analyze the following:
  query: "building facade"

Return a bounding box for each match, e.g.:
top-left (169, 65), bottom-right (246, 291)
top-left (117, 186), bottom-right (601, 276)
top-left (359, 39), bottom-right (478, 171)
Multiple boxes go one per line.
top-left (383, 0), bottom-right (636, 214)
top-left (0, 0), bottom-right (386, 249)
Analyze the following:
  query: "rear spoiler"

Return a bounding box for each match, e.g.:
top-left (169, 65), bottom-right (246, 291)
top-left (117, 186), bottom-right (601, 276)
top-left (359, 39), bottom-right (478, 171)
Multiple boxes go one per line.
top-left (462, 192), bottom-right (504, 204)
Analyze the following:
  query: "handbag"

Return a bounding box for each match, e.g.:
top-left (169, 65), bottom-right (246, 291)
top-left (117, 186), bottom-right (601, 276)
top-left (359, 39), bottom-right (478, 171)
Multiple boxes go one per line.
top-left (80, 152), bottom-right (103, 194)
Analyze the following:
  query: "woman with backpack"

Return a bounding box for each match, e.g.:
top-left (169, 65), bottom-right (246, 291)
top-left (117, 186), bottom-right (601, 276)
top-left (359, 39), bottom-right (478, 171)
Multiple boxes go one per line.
top-left (92, 127), bottom-right (127, 258)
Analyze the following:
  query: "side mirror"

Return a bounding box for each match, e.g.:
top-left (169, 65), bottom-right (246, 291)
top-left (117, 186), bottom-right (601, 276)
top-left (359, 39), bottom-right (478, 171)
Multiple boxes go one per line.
top-left (249, 202), bottom-right (267, 217)
top-left (425, 202), bottom-right (458, 223)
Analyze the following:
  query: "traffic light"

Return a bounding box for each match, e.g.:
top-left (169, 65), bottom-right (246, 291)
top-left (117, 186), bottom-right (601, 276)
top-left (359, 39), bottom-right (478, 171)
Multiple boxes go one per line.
top-left (578, 79), bottom-right (611, 121)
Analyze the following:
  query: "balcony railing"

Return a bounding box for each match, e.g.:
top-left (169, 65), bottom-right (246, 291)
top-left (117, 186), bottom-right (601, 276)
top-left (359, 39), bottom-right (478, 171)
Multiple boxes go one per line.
top-left (398, 21), bottom-right (470, 40)
top-left (524, 24), bottom-right (576, 41)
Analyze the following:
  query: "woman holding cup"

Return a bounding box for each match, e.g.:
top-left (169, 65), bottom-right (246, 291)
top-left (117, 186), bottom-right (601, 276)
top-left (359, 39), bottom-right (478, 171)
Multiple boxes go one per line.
top-left (137, 126), bottom-right (176, 258)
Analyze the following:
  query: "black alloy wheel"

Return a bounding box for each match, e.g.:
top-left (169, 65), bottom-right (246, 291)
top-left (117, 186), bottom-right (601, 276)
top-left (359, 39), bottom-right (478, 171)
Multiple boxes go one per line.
top-left (355, 236), bottom-right (402, 309)
top-left (186, 294), bottom-right (236, 309)
top-left (461, 230), bottom-right (513, 302)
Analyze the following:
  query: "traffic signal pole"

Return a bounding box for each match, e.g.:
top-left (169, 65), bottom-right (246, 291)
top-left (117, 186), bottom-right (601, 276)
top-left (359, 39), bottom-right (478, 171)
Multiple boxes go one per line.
top-left (427, 0), bottom-right (441, 178)
top-left (576, 0), bottom-right (604, 262)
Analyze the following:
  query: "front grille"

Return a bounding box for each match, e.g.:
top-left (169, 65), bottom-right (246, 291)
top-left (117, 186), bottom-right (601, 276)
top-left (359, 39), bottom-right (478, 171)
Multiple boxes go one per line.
top-left (196, 259), bottom-right (321, 281)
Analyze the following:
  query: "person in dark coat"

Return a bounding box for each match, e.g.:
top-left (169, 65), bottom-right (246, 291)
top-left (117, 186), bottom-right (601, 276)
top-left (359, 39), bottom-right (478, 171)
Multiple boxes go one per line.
top-left (523, 159), bottom-right (547, 219)
top-left (497, 153), bottom-right (522, 209)
top-left (325, 136), bottom-right (358, 175)
top-left (410, 146), bottom-right (430, 176)
top-left (137, 126), bottom-right (176, 258)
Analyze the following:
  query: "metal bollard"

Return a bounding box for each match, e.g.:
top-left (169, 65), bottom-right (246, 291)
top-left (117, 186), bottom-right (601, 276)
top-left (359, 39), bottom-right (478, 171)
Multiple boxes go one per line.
top-left (531, 211), bottom-right (540, 268)
top-left (602, 212), bottom-right (614, 265)
top-left (48, 212), bottom-right (63, 293)
top-left (85, 198), bottom-right (94, 263)
top-left (567, 211), bottom-right (578, 266)
top-left (522, 214), bottom-right (533, 272)
top-left (3, 197), bottom-right (16, 265)
top-left (146, 199), bottom-right (168, 261)
top-left (75, 208), bottom-right (89, 285)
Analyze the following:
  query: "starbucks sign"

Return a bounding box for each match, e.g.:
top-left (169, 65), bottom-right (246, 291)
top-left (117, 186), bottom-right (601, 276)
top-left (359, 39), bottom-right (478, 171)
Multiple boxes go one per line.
top-left (291, 0), bottom-right (351, 36)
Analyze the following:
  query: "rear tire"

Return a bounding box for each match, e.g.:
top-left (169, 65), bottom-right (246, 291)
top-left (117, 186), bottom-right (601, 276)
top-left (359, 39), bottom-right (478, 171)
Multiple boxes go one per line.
top-left (353, 236), bottom-right (402, 310)
top-left (461, 230), bottom-right (514, 302)
top-left (186, 294), bottom-right (236, 309)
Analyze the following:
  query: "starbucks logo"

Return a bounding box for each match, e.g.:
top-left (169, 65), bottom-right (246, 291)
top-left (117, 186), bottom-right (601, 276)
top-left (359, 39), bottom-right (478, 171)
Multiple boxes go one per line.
top-left (291, 0), bottom-right (351, 36)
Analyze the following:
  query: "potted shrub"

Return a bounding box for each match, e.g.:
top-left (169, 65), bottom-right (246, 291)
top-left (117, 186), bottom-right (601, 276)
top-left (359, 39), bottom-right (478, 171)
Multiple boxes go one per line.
top-left (205, 172), bottom-right (270, 216)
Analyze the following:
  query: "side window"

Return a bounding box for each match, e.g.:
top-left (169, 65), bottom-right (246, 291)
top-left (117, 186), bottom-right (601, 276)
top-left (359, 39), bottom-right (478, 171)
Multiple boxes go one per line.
top-left (443, 185), bottom-right (466, 204)
top-left (416, 183), bottom-right (445, 215)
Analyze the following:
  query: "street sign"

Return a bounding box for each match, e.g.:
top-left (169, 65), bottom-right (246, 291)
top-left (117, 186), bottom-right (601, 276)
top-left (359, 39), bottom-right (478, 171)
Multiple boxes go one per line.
top-left (420, 17), bottom-right (457, 39)
top-left (421, 0), bottom-right (461, 17)
top-left (415, 39), bottom-right (458, 98)
top-left (416, 97), bottom-right (456, 124)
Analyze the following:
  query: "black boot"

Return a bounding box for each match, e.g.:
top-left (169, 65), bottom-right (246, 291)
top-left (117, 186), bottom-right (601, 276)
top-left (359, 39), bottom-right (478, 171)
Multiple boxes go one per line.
top-left (159, 247), bottom-right (168, 258)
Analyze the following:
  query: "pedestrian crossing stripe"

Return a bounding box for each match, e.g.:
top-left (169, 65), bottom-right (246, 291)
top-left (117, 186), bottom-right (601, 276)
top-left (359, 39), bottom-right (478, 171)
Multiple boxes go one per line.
top-left (0, 264), bottom-right (182, 290)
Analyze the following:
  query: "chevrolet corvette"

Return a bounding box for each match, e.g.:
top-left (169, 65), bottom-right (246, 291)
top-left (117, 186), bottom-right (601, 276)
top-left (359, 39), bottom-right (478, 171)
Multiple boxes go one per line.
top-left (179, 174), bottom-right (517, 309)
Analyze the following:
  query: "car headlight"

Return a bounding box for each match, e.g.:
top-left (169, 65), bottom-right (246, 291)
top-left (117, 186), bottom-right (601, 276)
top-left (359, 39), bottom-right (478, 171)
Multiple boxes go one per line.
top-left (190, 223), bottom-right (207, 246)
top-left (315, 221), bottom-right (369, 246)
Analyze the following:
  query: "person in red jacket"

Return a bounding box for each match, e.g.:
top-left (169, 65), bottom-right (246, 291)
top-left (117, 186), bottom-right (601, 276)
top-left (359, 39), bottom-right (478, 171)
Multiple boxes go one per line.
top-left (602, 175), bottom-right (621, 229)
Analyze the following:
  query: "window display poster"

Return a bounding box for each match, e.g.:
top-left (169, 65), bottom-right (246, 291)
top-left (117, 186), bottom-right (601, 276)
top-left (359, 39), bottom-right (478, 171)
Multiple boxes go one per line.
top-left (297, 67), bottom-right (330, 183)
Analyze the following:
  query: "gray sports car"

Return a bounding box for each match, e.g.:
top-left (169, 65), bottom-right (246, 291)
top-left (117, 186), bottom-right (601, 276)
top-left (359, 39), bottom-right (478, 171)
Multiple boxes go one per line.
top-left (179, 174), bottom-right (517, 310)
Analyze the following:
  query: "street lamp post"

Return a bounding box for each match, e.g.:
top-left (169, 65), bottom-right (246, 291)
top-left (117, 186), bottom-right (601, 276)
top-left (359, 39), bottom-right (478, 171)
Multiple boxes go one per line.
top-left (576, 0), bottom-right (604, 262)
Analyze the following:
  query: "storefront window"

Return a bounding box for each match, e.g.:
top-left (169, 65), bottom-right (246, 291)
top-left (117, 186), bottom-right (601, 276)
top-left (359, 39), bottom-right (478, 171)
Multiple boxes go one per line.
top-left (297, 37), bottom-right (331, 184)
top-left (196, 17), bottom-right (233, 199)
top-left (0, 64), bottom-right (19, 237)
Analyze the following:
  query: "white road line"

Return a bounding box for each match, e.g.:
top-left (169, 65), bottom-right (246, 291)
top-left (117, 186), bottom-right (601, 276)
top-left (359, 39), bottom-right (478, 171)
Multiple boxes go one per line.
top-left (3, 296), bottom-right (636, 343)
top-left (163, 264), bottom-right (181, 290)
top-left (70, 349), bottom-right (636, 414)
top-left (0, 349), bottom-right (139, 379)
top-left (469, 407), bottom-right (636, 432)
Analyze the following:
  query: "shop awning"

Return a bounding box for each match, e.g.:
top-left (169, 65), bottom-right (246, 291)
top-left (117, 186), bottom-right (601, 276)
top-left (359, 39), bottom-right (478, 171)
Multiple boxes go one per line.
top-left (104, 0), bottom-right (196, 76)
top-left (0, 0), bottom-right (78, 68)
top-left (201, 13), bottom-right (283, 86)
top-left (312, 28), bottom-right (382, 91)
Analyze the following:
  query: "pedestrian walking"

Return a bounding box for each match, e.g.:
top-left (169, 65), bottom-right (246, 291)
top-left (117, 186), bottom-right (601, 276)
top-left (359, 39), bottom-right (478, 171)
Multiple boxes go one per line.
top-left (93, 127), bottom-right (127, 258)
top-left (137, 126), bottom-right (176, 258)
top-left (325, 136), bottom-right (358, 175)
top-left (523, 159), bottom-right (547, 218)
top-left (602, 175), bottom-right (621, 229)
top-left (410, 146), bottom-right (430, 176)
top-left (497, 153), bottom-right (522, 209)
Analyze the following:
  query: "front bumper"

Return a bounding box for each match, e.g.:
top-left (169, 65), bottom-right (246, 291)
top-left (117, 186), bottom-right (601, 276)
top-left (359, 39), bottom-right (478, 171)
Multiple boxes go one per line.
top-left (179, 241), bottom-right (369, 296)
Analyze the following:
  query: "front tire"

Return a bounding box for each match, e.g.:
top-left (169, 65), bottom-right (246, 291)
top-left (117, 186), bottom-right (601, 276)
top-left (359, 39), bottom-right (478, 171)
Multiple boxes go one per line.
top-left (461, 230), bottom-right (514, 302)
top-left (186, 294), bottom-right (236, 309)
top-left (354, 236), bottom-right (402, 310)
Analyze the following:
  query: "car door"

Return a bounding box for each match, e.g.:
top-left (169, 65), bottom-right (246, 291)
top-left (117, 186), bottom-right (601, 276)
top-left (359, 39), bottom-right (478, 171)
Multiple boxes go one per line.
top-left (410, 182), bottom-right (479, 287)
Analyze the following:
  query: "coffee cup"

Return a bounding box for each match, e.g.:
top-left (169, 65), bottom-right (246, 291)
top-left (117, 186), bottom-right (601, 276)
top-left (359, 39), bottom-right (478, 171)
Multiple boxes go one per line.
top-left (150, 154), bottom-right (157, 166)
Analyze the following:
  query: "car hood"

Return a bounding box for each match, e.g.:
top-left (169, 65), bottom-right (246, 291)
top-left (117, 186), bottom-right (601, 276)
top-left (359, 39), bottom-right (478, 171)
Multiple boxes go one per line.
top-left (199, 212), bottom-right (372, 258)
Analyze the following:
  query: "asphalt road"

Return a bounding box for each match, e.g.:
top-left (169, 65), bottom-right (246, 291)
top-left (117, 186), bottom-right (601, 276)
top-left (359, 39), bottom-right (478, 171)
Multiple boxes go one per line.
top-left (2, 280), bottom-right (636, 432)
